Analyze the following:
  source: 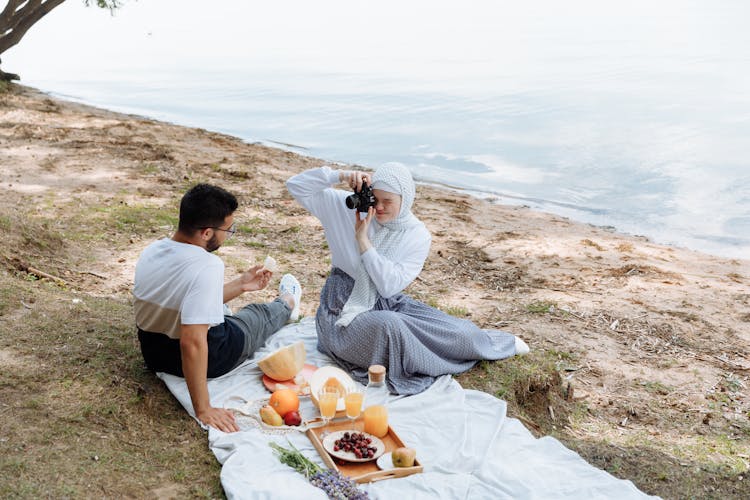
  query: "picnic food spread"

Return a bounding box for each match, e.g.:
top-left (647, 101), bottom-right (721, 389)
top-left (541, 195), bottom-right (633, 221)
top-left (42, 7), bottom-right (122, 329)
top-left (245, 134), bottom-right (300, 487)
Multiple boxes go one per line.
top-left (259, 362), bottom-right (423, 483)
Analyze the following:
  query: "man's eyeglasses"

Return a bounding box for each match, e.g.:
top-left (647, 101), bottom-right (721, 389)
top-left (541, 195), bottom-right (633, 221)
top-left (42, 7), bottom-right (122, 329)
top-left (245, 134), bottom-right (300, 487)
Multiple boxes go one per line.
top-left (205, 223), bottom-right (236, 239)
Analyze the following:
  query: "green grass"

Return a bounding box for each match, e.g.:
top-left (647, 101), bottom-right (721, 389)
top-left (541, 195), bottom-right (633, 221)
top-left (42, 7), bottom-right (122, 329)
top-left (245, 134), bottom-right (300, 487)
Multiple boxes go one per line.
top-left (639, 380), bottom-right (673, 395)
top-left (526, 301), bottom-right (556, 314)
top-left (443, 305), bottom-right (470, 317)
top-left (141, 164), bottom-right (160, 175)
top-left (457, 349), bottom-right (573, 412)
top-left (0, 273), bottom-right (223, 498)
top-left (237, 222), bottom-right (269, 235)
top-left (243, 241), bottom-right (267, 248)
top-left (105, 204), bottom-right (178, 233)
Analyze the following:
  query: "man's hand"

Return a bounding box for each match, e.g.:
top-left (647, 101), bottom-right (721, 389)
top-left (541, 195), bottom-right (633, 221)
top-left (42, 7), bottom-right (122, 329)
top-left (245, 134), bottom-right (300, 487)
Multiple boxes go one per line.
top-left (240, 265), bottom-right (272, 292)
top-left (223, 265), bottom-right (272, 303)
top-left (196, 406), bottom-right (240, 433)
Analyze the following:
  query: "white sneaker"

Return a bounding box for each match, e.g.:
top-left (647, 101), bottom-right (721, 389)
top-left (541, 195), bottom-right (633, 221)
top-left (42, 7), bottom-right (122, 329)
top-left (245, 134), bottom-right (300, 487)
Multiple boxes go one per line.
top-left (279, 273), bottom-right (302, 322)
top-left (514, 336), bottom-right (530, 355)
top-left (223, 303), bottom-right (233, 316)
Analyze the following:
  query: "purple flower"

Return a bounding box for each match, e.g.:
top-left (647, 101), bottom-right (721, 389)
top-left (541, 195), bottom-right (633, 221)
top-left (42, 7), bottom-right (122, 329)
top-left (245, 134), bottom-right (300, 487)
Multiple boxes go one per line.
top-left (310, 470), bottom-right (369, 499)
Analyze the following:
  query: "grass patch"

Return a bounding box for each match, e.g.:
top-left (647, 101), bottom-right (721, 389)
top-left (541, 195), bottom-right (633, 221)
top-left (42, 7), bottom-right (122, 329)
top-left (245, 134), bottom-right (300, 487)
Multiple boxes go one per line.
top-left (443, 305), bottom-right (470, 317)
top-left (526, 301), bottom-right (555, 314)
top-left (0, 283), bottom-right (17, 316)
top-left (141, 164), bottom-right (160, 175)
top-left (639, 380), bottom-right (673, 395)
top-left (104, 204), bottom-right (177, 233)
top-left (456, 349), bottom-right (578, 430)
top-left (237, 220), bottom-right (269, 235)
top-left (0, 273), bottom-right (223, 498)
top-left (243, 240), bottom-right (267, 249)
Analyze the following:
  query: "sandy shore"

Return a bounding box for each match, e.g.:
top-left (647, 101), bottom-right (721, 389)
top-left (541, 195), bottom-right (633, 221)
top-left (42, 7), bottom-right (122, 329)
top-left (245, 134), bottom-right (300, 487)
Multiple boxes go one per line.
top-left (2, 83), bottom-right (749, 496)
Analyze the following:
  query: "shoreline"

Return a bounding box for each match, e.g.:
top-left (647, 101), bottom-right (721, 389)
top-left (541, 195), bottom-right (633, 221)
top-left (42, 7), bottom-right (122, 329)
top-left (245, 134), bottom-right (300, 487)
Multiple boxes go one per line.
top-left (2, 83), bottom-right (749, 498)
top-left (37, 86), bottom-right (748, 262)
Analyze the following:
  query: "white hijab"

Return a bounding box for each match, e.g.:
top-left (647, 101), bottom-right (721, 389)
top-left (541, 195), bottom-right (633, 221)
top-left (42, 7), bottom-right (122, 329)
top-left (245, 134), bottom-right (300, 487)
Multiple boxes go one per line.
top-left (336, 163), bottom-right (422, 327)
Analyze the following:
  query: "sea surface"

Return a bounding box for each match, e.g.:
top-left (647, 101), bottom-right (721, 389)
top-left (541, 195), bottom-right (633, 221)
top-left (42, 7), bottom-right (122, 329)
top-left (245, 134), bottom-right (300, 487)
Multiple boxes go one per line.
top-left (6, 0), bottom-right (750, 259)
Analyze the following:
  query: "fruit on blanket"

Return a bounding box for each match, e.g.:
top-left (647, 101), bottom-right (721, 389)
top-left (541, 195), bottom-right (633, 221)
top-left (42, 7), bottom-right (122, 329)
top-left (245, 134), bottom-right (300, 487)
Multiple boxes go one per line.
top-left (269, 388), bottom-right (300, 417)
top-left (323, 376), bottom-right (346, 398)
top-left (260, 405), bottom-right (283, 426)
top-left (258, 341), bottom-right (306, 381)
top-left (391, 447), bottom-right (416, 467)
top-left (283, 410), bottom-right (302, 426)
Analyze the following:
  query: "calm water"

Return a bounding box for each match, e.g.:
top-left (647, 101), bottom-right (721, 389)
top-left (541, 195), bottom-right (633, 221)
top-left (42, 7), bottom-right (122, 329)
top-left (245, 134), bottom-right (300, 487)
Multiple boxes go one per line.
top-left (6, 0), bottom-right (750, 259)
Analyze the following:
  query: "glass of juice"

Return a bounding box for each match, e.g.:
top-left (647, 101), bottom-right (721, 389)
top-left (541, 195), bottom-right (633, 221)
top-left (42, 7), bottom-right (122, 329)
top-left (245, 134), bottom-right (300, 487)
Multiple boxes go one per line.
top-left (344, 387), bottom-right (364, 430)
top-left (318, 386), bottom-right (339, 435)
top-left (363, 405), bottom-right (388, 438)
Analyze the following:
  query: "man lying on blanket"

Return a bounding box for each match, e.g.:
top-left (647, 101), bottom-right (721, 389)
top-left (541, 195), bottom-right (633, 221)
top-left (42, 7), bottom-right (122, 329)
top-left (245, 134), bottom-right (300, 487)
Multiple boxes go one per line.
top-left (132, 183), bottom-right (302, 432)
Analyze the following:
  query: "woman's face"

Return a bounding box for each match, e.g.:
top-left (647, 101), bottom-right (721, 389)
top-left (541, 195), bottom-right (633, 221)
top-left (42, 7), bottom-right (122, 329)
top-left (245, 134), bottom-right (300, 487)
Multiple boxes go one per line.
top-left (372, 189), bottom-right (402, 223)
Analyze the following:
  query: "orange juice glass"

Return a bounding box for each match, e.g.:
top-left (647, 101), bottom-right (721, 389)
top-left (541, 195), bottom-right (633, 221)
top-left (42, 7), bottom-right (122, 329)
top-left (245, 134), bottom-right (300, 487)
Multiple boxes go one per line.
top-left (363, 405), bottom-right (388, 438)
top-left (344, 388), bottom-right (363, 430)
top-left (318, 387), bottom-right (339, 425)
top-left (345, 390), bottom-right (364, 419)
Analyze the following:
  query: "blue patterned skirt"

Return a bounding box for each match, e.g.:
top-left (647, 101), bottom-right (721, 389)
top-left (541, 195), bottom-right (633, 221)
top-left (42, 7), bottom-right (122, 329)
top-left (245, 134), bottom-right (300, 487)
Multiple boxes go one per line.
top-left (315, 268), bottom-right (517, 395)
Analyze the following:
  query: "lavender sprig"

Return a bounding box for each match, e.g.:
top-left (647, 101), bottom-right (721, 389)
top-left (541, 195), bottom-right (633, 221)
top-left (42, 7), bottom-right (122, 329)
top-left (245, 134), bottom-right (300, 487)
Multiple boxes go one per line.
top-left (310, 469), bottom-right (370, 500)
top-left (269, 441), bottom-right (370, 500)
top-left (269, 441), bottom-right (322, 478)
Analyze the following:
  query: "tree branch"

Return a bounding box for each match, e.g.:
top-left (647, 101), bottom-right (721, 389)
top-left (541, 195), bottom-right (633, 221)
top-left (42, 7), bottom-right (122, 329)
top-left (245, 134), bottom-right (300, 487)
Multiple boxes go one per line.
top-left (0, 1), bottom-right (25, 29)
top-left (0, 0), bottom-right (64, 54)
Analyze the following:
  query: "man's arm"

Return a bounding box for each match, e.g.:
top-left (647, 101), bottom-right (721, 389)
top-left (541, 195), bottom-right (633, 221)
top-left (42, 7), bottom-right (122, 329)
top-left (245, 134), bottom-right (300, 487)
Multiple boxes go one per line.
top-left (180, 324), bottom-right (239, 433)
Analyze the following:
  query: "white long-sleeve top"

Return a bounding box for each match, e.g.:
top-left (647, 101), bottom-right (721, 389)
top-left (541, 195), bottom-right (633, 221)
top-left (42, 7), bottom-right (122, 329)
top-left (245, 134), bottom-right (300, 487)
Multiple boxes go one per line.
top-left (287, 166), bottom-right (432, 299)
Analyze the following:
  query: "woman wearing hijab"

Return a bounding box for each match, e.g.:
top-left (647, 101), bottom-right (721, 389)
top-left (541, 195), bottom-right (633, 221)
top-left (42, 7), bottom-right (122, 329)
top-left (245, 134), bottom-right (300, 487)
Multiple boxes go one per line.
top-left (287, 163), bottom-right (528, 395)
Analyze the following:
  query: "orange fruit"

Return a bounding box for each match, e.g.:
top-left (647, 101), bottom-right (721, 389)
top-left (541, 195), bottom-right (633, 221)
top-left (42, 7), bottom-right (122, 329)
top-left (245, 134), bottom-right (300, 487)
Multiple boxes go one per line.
top-left (269, 388), bottom-right (300, 417)
top-left (323, 377), bottom-right (346, 398)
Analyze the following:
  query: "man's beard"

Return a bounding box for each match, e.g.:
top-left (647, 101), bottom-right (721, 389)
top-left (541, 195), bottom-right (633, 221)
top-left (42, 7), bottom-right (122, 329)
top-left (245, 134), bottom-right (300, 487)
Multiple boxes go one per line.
top-left (206, 235), bottom-right (221, 253)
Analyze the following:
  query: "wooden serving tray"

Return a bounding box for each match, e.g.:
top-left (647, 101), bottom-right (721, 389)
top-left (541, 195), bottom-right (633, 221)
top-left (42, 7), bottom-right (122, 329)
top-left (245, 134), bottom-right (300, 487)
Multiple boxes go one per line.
top-left (306, 418), bottom-right (423, 484)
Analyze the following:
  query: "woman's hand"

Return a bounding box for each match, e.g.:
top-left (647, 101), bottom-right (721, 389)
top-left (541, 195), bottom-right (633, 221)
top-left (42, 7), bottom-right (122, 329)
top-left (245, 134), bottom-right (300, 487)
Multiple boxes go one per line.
top-left (240, 264), bottom-right (272, 292)
top-left (355, 206), bottom-right (375, 253)
top-left (340, 170), bottom-right (372, 192)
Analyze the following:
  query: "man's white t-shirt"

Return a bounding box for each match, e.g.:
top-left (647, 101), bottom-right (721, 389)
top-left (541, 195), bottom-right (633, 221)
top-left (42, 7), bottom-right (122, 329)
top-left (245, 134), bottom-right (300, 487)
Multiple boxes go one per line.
top-left (133, 238), bottom-right (225, 339)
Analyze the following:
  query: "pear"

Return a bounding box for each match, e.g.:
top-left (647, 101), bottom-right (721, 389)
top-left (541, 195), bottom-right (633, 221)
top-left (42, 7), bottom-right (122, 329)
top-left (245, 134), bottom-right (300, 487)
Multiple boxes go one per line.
top-left (259, 405), bottom-right (283, 426)
top-left (391, 447), bottom-right (416, 467)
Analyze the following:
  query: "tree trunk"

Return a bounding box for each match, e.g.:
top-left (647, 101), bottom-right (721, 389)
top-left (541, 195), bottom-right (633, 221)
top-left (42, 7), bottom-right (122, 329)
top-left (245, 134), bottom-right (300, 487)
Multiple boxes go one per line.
top-left (0, 69), bottom-right (20, 81)
top-left (0, 57), bottom-right (19, 81)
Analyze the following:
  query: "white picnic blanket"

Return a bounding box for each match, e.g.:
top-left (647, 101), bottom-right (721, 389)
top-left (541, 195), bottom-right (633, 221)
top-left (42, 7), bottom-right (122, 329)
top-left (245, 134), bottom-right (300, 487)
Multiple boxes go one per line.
top-left (158, 318), bottom-right (656, 499)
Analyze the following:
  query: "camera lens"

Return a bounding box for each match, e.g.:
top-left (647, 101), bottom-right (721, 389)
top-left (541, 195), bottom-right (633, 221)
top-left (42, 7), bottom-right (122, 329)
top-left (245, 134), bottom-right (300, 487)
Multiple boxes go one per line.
top-left (345, 193), bottom-right (360, 209)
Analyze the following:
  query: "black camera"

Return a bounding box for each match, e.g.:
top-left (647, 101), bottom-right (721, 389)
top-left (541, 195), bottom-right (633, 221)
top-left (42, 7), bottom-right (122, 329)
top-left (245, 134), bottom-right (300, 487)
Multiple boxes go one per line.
top-left (345, 181), bottom-right (376, 213)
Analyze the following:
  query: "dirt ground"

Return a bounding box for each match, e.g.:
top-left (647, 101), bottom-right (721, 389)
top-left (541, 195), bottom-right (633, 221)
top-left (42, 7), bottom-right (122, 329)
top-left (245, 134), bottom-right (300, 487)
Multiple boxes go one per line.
top-left (1, 83), bottom-right (749, 498)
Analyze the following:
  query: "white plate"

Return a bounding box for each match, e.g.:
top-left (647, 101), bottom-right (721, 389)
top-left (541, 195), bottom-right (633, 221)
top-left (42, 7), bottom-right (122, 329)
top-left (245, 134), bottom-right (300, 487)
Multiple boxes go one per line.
top-left (322, 430), bottom-right (385, 463)
top-left (376, 452), bottom-right (395, 470)
top-left (308, 366), bottom-right (356, 412)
